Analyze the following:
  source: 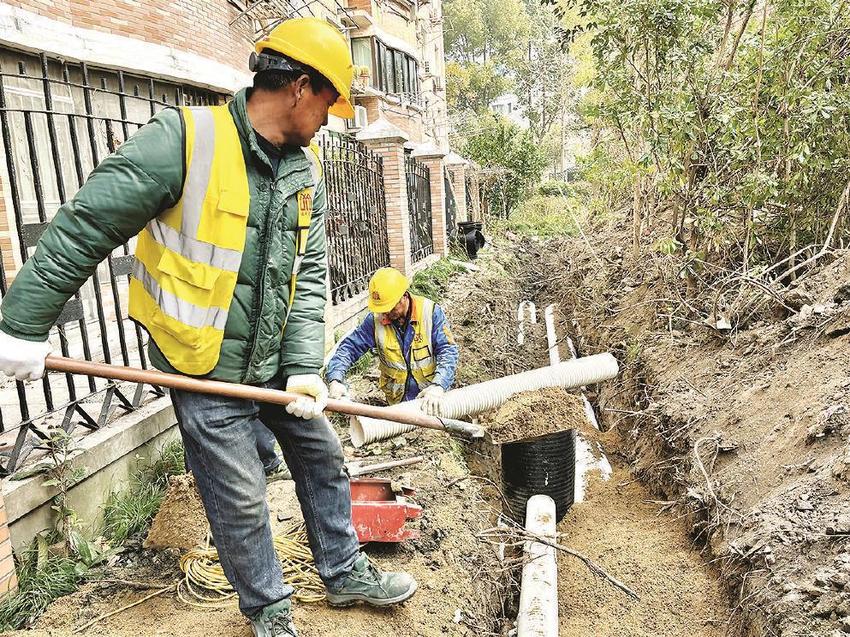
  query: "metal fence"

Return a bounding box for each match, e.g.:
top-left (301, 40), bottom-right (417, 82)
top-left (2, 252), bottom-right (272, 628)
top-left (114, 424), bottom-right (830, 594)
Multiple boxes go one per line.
top-left (405, 155), bottom-right (433, 263)
top-left (321, 133), bottom-right (391, 305)
top-left (444, 168), bottom-right (458, 242)
top-left (0, 49), bottom-right (222, 475)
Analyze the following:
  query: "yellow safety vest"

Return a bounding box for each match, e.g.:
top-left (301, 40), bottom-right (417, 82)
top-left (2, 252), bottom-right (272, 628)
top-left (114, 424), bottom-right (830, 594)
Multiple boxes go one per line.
top-left (128, 105), bottom-right (321, 376)
top-left (373, 294), bottom-right (437, 404)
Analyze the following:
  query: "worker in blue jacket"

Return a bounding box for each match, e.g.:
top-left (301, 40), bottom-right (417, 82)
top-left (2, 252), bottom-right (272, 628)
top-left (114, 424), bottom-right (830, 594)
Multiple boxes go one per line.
top-left (326, 267), bottom-right (459, 415)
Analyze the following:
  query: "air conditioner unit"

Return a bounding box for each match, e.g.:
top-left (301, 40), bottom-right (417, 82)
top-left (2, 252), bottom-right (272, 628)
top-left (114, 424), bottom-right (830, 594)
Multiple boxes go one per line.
top-left (350, 105), bottom-right (369, 129)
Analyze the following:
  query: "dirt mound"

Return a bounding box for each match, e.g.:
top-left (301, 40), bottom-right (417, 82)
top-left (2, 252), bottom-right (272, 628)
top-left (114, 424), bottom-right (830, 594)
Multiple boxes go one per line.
top-left (484, 388), bottom-right (588, 444)
top-left (143, 473), bottom-right (208, 550)
top-left (540, 216), bottom-right (850, 636)
top-left (558, 466), bottom-right (728, 637)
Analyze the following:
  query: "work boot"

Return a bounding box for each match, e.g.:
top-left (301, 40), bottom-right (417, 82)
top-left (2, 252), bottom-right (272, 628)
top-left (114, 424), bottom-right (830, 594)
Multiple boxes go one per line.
top-left (325, 552), bottom-right (417, 607)
top-left (265, 463), bottom-right (292, 484)
top-left (250, 599), bottom-right (298, 637)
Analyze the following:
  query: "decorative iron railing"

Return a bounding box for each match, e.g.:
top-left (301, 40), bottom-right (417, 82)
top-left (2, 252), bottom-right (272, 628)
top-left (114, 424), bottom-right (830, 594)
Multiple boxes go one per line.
top-left (321, 133), bottom-right (391, 305)
top-left (0, 48), bottom-right (223, 475)
top-left (405, 155), bottom-right (433, 263)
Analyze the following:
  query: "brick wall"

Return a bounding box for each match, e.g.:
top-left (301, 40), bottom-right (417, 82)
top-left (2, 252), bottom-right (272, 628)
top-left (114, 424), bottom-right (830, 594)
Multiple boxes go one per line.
top-left (5, 0), bottom-right (252, 71)
top-left (0, 490), bottom-right (17, 598)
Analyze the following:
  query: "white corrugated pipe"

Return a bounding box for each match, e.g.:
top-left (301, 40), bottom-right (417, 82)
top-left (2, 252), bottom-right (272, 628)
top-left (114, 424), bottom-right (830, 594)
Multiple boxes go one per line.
top-left (348, 353), bottom-right (619, 447)
top-left (438, 353), bottom-right (618, 419)
top-left (517, 494), bottom-right (558, 636)
top-left (349, 400), bottom-right (421, 448)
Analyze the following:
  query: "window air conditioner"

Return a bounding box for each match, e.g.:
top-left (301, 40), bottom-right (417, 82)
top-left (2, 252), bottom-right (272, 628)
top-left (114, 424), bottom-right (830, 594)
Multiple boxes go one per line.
top-left (354, 105), bottom-right (369, 129)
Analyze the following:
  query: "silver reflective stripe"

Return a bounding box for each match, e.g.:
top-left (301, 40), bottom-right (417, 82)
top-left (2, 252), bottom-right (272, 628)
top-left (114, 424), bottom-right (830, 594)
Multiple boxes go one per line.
top-left (283, 254), bottom-right (306, 325)
top-left (301, 146), bottom-right (321, 184)
top-left (133, 260), bottom-right (229, 331)
top-left (146, 218), bottom-right (242, 272)
top-left (411, 298), bottom-right (435, 372)
top-left (181, 107), bottom-right (216, 239)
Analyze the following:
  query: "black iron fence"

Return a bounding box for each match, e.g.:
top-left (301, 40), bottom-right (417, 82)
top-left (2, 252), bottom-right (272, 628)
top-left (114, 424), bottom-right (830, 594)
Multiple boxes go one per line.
top-left (0, 49), bottom-right (222, 475)
top-left (321, 133), bottom-right (391, 305)
top-left (444, 168), bottom-right (458, 242)
top-left (405, 155), bottom-right (433, 263)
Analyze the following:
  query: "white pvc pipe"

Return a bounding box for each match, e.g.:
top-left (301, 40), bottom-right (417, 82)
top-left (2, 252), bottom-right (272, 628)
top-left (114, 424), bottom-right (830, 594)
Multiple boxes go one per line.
top-left (517, 300), bottom-right (537, 346)
top-left (544, 304), bottom-right (559, 367)
top-left (517, 495), bottom-right (558, 637)
top-left (438, 353), bottom-right (619, 419)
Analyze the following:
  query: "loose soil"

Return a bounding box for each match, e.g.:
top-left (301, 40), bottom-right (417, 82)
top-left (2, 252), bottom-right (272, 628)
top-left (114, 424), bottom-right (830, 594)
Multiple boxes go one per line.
top-left (558, 466), bottom-right (728, 637)
top-left (144, 474), bottom-right (207, 551)
top-left (484, 387), bottom-right (587, 444)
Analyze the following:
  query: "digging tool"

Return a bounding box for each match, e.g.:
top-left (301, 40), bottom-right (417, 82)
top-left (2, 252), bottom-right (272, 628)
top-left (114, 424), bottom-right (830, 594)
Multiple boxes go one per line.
top-left (44, 356), bottom-right (484, 439)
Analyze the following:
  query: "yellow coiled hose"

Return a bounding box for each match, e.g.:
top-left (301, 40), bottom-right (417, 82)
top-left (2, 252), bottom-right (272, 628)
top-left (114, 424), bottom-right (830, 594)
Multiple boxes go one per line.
top-left (177, 522), bottom-right (325, 607)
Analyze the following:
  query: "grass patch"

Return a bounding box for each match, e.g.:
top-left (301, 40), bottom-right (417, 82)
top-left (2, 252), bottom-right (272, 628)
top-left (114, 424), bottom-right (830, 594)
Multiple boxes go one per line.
top-left (0, 442), bottom-right (185, 630)
top-left (410, 258), bottom-right (465, 303)
top-left (102, 440), bottom-right (185, 545)
top-left (492, 194), bottom-right (580, 238)
top-left (347, 349), bottom-right (375, 378)
top-left (0, 547), bottom-right (83, 631)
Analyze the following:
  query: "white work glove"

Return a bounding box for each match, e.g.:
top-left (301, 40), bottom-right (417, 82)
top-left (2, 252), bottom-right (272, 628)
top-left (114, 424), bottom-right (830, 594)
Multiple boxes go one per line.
top-left (0, 331), bottom-right (51, 381)
top-left (418, 384), bottom-right (446, 417)
top-left (328, 380), bottom-right (349, 400)
top-left (285, 374), bottom-right (329, 420)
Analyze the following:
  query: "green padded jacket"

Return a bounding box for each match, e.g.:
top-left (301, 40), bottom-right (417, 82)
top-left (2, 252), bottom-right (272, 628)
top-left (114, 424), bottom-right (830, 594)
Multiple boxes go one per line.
top-left (0, 88), bottom-right (328, 384)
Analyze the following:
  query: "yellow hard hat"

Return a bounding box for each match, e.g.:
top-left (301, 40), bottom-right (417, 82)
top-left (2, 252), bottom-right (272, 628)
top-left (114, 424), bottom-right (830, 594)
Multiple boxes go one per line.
top-left (254, 18), bottom-right (355, 119)
top-left (368, 268), bottom-right (409, 313)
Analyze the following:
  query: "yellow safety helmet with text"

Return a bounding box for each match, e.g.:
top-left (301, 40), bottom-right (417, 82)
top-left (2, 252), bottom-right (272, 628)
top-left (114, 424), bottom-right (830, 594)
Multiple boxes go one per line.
top-left (254, 17), bottom-right (355, 118)
top-left (368, 268), bottom-right (410, 313)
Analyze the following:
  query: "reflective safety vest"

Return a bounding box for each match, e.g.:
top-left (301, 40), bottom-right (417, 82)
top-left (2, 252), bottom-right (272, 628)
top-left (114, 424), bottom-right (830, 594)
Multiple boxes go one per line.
top-left (128, 105), bottom-right (321, 376)
top-left (373, 294), bottom-right (437, 404)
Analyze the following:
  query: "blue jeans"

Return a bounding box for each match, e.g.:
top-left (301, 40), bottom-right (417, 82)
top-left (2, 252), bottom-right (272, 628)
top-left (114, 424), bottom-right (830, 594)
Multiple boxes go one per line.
top-left (170, 377), bottom-right (360, 617)
top-left (253, 419), bottom-right (283, 474)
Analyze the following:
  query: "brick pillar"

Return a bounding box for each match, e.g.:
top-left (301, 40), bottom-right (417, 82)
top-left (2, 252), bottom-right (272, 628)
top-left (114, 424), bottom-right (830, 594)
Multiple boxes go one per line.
top-left (0, 490), bottom-right (17, 598)
top-left (467, 168), bottom-right (482, 222)
top-left (412, 144), bottom-right (448, 257)
top-left (445, 153), bottom-right (469, 223)
top-left (357, 119), bottom-right (413, 276)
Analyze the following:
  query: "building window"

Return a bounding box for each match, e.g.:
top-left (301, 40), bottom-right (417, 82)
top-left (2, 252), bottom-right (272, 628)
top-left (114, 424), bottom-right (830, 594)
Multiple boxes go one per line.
top-left (351, 37), bottom-right (420, 102)
top-left (351, 38), bottom-right (374, 81)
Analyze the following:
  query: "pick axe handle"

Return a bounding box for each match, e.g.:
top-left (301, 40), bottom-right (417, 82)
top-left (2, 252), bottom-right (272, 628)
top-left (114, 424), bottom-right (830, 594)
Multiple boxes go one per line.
top-left (45, 356), bottom-right (483, 438)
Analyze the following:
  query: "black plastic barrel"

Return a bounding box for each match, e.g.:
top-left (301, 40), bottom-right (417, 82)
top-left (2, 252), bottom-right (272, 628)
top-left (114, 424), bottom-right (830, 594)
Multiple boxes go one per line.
top-left (457, 221), bottom-right (486, 259)
top-left (501, 429), bottom-right (576, 523)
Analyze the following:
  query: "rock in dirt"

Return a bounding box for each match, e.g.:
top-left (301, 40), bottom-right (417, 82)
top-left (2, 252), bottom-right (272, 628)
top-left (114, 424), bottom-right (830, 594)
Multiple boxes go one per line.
top-left (144, 473), bottom-right (208, 550)
top-left (483, 387), bottom-right (589, 444)
top-left (829, 516), bottom-right (850, 535)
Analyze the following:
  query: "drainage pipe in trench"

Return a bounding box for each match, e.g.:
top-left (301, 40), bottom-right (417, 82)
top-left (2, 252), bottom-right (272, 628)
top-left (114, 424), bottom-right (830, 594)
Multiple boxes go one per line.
top-left (517, 300), bottom-right (538, 346)
top-left (517, 494), bottom-right (559, 636)
top-left (542, 304), bottom-right (612, 502)
top-left (349, 354), bottom-right (619, 447)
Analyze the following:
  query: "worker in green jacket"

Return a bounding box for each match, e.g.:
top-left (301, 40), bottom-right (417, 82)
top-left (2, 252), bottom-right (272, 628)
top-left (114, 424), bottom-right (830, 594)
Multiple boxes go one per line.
top-left (0, 18), bottom-right (415, 637)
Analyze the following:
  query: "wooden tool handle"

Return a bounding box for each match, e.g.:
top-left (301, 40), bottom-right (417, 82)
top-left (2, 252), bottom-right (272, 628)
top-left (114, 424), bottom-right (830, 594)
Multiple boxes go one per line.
top-left (45, 356), bottom-right (483, 437)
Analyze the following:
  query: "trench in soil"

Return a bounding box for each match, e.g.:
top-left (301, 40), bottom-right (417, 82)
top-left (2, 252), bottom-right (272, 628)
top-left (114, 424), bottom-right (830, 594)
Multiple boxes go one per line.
top-left (10, 242), bottom-right (736, 637)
